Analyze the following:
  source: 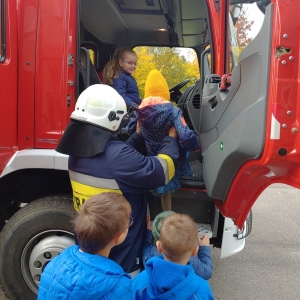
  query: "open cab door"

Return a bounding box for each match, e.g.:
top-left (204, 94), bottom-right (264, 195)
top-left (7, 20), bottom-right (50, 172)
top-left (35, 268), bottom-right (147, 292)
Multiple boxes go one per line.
top-left (200, 0), bottom-right (300, 231)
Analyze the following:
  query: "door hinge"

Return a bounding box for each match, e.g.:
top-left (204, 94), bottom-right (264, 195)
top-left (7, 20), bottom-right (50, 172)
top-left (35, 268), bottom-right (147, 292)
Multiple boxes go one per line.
top-left (68, 54), bottom-right (74, 67)
top-left (67, 94), bottom-right (71, 107)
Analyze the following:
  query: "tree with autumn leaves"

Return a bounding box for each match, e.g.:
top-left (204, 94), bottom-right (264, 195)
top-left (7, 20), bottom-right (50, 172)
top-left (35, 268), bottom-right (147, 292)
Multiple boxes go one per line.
top-left (133, 5), bottom-right (254, 98)
top-left (133, 47), bottom-right (199, 98)
top-left (234, 7), bottom-right (254, 48)
top-left (231, 6), bottom-right (255, 63)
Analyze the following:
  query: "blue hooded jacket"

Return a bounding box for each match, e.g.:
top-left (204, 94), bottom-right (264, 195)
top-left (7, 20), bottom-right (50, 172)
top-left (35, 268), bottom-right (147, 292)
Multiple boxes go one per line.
top-left (142, 229), bottom-right (213, 280)
top-left (38, 245), bottom-right (132, 300)
top-left (132, 256), bottom-right (214, 300)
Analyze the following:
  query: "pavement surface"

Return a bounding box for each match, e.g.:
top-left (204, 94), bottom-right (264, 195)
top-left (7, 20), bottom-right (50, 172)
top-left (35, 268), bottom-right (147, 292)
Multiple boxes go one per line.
top-left (209, 184), bottom-right (300, 299)
top-left (1, 184), bottom-right (300, 300)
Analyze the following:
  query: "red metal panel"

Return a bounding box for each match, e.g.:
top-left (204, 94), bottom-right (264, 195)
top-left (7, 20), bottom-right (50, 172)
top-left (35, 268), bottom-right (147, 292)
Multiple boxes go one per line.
top-left (0, 1), bottom-right (18, 146)
top-left (0, 151), bottom-right (15, 175)
top-left (0, 0), bottom-right (18, 172)
top-left (34, 0), bottom-right (77, 149)
top-left (215, 0), bottom-right (300, 228)
top-left (17, 0), bottom-right (39, 150)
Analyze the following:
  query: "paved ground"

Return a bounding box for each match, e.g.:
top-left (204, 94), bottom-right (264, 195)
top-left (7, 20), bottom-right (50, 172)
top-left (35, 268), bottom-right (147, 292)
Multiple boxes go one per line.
top-left (1, 184), bottom-right (300, 299)
top-left (209, 184), bottom-right (300, 299)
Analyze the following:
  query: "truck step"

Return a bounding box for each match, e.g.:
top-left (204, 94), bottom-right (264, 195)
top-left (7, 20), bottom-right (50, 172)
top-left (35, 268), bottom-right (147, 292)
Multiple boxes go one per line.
top-left (197, 223), bottom-right (212, 238)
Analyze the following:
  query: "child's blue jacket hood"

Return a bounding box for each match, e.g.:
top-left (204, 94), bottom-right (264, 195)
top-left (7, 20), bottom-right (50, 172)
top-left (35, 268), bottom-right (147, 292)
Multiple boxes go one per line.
top-left (146, 257), bottom-right (198, 299)
top-left (132, 256), bottom-right (214, 300)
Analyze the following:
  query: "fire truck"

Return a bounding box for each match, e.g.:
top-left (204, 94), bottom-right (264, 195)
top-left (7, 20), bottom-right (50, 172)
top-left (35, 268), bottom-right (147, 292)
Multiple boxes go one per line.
top-left (0, 0), bottom-right (299, 299)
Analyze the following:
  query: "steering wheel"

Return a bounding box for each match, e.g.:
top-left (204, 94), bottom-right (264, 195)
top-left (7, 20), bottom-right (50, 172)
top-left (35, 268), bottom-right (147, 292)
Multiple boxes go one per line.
top-left (169, 79), bottom-right (190, 103)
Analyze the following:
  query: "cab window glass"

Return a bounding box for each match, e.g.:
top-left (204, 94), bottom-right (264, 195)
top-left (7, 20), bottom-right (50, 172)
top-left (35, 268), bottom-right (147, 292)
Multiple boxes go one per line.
top-left (229, 3), bottom-right (265, 71)
top-left (133, 46), bottom-right (200, 100)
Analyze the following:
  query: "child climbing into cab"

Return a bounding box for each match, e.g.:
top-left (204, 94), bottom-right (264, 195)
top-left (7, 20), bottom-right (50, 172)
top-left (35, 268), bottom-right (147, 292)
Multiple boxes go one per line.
top-left (102, 47), bottom-right (141, 109)
top-left (126, 69), bottom-right (200, 211)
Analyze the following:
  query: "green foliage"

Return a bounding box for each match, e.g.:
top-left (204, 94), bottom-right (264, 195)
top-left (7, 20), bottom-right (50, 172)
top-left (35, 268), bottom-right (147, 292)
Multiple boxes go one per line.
top-left (133, 47), bottom-right (200, 98)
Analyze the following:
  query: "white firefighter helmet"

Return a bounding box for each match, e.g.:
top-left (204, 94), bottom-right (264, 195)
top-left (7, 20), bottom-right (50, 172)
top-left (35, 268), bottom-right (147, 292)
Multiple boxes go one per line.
top-left (71, 84), bottom-right (127, 132)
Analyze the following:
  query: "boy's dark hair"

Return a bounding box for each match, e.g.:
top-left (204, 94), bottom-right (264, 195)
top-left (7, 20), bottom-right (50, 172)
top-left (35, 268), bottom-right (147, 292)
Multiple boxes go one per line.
top-left (102, 47), bottom-right (137, 85)
top-left (160, 214), bottom-right (198, 262)
top-left (73, 192), bottom-right (131, 253)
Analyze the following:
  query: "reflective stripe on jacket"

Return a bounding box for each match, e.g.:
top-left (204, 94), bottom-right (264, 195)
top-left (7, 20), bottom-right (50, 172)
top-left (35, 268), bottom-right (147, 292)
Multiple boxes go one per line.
top-left (67, 134), bottom-right (179, 273)
top-left (68, 135), bottom-right (176, 211)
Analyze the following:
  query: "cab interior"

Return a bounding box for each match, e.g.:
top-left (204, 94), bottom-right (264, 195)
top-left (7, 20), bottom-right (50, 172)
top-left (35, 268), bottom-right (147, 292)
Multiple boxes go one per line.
top-left (79, 0), bottom-right (271, 241)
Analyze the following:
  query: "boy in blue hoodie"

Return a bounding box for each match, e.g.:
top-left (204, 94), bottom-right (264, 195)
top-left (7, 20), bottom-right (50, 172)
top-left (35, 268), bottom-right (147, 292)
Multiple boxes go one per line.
top-left (143, 211), bottom-right (213, 280)
top-left (38, 193), bottom-right (133, 300)
top-left (132, 213), bottom-right (214, 300)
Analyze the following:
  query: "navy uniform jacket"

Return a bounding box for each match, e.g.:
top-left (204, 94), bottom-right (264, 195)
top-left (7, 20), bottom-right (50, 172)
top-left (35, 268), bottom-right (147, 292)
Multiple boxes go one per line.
top-left (68, 133), bottom-right (179, 273)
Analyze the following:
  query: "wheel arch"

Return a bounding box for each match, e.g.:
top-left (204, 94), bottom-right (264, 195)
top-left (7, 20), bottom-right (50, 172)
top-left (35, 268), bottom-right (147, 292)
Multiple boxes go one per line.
top-left (0, 168), bottom-right (72, 228)
top-left (0, 168), bottom-right (71, 206)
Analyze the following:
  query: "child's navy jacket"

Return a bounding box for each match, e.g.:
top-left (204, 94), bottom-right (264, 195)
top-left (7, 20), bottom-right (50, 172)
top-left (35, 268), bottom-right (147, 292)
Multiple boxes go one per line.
top-left (127, 98), bottom-right (200, 193)
top-left (113, 71), bottom-right (141, 108)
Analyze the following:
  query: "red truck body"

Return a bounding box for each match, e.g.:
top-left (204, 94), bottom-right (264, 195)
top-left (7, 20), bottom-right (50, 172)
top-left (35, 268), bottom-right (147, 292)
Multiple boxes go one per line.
top-left (0, 0), bottom-right (299, 299)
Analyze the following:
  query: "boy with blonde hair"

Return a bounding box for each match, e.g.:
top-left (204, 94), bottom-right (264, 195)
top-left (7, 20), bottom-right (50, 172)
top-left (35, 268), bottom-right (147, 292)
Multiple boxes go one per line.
top-left (132, 214), bottom-right (214, 299)
top-left (38, 193), bottom-right (133, 300)
top-left (143, 211), bottom-right (213, 280)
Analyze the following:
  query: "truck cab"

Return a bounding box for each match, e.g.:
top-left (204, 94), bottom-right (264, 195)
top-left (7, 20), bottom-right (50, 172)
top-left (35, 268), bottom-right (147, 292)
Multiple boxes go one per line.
top-left (0, 0), bottom-right (299, 299)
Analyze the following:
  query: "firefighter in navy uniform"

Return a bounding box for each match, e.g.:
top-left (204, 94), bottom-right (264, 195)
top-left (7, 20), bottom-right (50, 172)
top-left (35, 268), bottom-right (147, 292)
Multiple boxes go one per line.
top-left (56, 84), bottom-right (179, 277)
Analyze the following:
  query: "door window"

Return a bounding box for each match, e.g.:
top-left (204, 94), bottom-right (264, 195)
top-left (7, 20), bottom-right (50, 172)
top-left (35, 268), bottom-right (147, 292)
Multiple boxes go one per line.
top-left (229, 3), bottom-right (265, 71)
